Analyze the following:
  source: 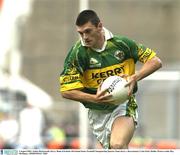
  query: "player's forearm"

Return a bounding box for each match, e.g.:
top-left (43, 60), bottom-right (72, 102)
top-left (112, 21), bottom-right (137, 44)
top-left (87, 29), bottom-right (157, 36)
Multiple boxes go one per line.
top-left (61, 89), bottom-right (97, 103)
top-left (134, 56), bottom-right (162, 81)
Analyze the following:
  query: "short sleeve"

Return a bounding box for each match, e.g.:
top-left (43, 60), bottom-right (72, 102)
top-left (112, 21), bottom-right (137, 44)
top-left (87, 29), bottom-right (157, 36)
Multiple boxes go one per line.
top-left (59, 45), bottom-right (85, 92)
top-left (118, 37), bottom-right (157, 63)
top-left (137, 44), bottom-right (156, 63)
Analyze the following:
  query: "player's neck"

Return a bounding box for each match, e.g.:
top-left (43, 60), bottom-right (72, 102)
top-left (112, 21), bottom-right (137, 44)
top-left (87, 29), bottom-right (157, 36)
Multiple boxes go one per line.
top-left (94, 35), bottom-right (105, 49)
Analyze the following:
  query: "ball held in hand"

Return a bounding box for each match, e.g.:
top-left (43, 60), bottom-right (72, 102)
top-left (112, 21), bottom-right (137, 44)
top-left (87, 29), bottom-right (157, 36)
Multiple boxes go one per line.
top-left (101, 75), bottom-right (129, 105)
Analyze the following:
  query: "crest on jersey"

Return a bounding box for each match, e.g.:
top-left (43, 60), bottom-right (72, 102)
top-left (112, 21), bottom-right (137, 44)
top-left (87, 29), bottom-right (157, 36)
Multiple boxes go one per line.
top-left (66, 62), bottom-right (78, 75)
top-left (114, 50), bottom-right (125, 61)
top-left (66, 67), bottom-right (77, 75)
top-left (89, 57), bottom-right (101, 68)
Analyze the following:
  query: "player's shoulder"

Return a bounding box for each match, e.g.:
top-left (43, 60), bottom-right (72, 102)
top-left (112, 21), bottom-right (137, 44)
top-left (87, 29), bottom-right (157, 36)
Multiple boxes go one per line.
top-left (113, 35), bottom-right (136, 46)
top-left (70, 40), bottom-right (86, 54)
top-left (113, 35), bottom-right (130, 40)
top-left (66, 40), bottom-right (87, 61)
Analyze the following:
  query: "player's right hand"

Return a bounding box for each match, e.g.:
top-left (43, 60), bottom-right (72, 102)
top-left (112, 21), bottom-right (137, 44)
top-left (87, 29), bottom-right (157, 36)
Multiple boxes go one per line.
top-left (94, 83), bottom-right (113, 104)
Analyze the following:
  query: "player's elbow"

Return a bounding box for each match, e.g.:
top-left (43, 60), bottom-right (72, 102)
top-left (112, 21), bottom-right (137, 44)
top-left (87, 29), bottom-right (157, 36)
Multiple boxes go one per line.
top-left (156, 57), bottom-right (162, 69)
top-left (153, 56), bottom-right (162, 70)
top-left (61, 91), bottom-right (70, 99)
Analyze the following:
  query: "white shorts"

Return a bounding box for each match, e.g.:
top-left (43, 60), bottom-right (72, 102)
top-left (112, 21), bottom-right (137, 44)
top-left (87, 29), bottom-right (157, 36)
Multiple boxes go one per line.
top-left (88, 99), bottom-right (138, 149)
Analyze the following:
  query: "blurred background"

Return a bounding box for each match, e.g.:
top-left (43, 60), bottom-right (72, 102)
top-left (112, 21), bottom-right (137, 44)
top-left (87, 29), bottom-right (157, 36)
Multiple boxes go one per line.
top-left (0, 0), bottom-right (179, 149)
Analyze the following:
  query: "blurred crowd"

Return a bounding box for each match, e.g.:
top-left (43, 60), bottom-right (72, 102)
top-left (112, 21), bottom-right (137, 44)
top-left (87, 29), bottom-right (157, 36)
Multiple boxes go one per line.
top-left (0, 103), bottom-right (83, 149)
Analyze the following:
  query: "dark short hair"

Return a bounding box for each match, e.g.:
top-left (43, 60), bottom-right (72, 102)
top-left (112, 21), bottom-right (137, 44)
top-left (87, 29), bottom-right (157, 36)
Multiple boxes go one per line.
top-left (76, 10), bottom-right (100, 27)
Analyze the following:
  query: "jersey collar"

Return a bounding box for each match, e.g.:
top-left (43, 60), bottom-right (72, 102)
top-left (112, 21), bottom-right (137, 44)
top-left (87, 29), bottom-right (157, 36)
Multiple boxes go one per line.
top-left (80, 27), bottom-right (113, 52)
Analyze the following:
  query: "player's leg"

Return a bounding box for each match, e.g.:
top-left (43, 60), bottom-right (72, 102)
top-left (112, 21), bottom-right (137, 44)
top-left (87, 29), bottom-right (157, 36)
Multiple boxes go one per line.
top-left (110, 116), bottom-right (135, 149)
top-left (96, 141), bottom-right (104, 149)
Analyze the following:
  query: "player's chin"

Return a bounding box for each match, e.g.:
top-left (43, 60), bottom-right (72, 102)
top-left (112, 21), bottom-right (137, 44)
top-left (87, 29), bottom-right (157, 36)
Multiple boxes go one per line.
top-left (85, 43), bottom-right (92, 47)
top-left (84, 41), bottom-right (93, 47)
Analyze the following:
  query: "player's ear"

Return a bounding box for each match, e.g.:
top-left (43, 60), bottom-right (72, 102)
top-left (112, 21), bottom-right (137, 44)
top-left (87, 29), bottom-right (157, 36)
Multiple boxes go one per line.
top-left (97, 22), bottom-right (103, 31)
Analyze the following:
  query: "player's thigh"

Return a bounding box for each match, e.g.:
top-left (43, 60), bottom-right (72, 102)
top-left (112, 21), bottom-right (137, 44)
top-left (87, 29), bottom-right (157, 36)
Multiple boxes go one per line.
top-left (110, 116), bottom-right (135, 146)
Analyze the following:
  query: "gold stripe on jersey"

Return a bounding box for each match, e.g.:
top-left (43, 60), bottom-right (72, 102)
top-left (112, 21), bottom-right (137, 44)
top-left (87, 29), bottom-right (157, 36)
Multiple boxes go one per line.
top-left (138, 48), bottom-right (156, 63)
top-left (60, 74), bottom-right (81, 84)
top-left (60, 74), bottom-right (84, 92)
top-left (60, 79), bottom-right (84, 92)
top-left (82, 59), bottom-right (135, 88)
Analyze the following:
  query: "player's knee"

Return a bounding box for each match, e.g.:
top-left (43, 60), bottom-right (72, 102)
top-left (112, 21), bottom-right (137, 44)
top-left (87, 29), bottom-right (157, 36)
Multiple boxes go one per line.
top-left (110, 140), bottom-right (128, 149)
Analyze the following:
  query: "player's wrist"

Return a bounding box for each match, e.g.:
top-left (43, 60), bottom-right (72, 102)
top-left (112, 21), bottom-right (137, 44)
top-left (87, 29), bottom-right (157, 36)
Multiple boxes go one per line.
top-left (87, 94), bottom-right (100, 104)
top-left (133, 71), bottom-right (141, 81)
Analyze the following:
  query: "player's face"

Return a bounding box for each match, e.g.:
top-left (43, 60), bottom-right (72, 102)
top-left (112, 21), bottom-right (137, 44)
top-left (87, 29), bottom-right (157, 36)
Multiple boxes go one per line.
top-left (76, 21), bottom-right (103, 48)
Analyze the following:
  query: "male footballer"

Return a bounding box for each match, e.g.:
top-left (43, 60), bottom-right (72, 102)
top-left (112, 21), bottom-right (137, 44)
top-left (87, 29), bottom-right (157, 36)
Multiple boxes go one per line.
top-left (59, 10), bottom-right (162, 149)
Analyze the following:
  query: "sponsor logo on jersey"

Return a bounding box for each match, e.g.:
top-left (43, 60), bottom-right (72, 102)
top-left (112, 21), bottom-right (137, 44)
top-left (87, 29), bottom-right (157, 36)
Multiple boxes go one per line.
top-left (83, 59), bottom-right (135, 87)
top-left (60, 74), bottom-right (81, 83)
top-left (92, 66), bottom-right (125, 84)
top-left (114, 50), bottom-right (125, 61)
top-left (91, 67), bottom-right (124, 79)
top-left (89, 57), bottom-right (101, 68)
top-left (139, 48), bottom-right (152, 63)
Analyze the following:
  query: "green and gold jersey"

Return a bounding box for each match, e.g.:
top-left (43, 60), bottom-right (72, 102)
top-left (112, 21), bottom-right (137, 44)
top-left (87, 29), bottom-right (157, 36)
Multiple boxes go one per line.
top-left (59, 35), bottom-right (156, 110)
